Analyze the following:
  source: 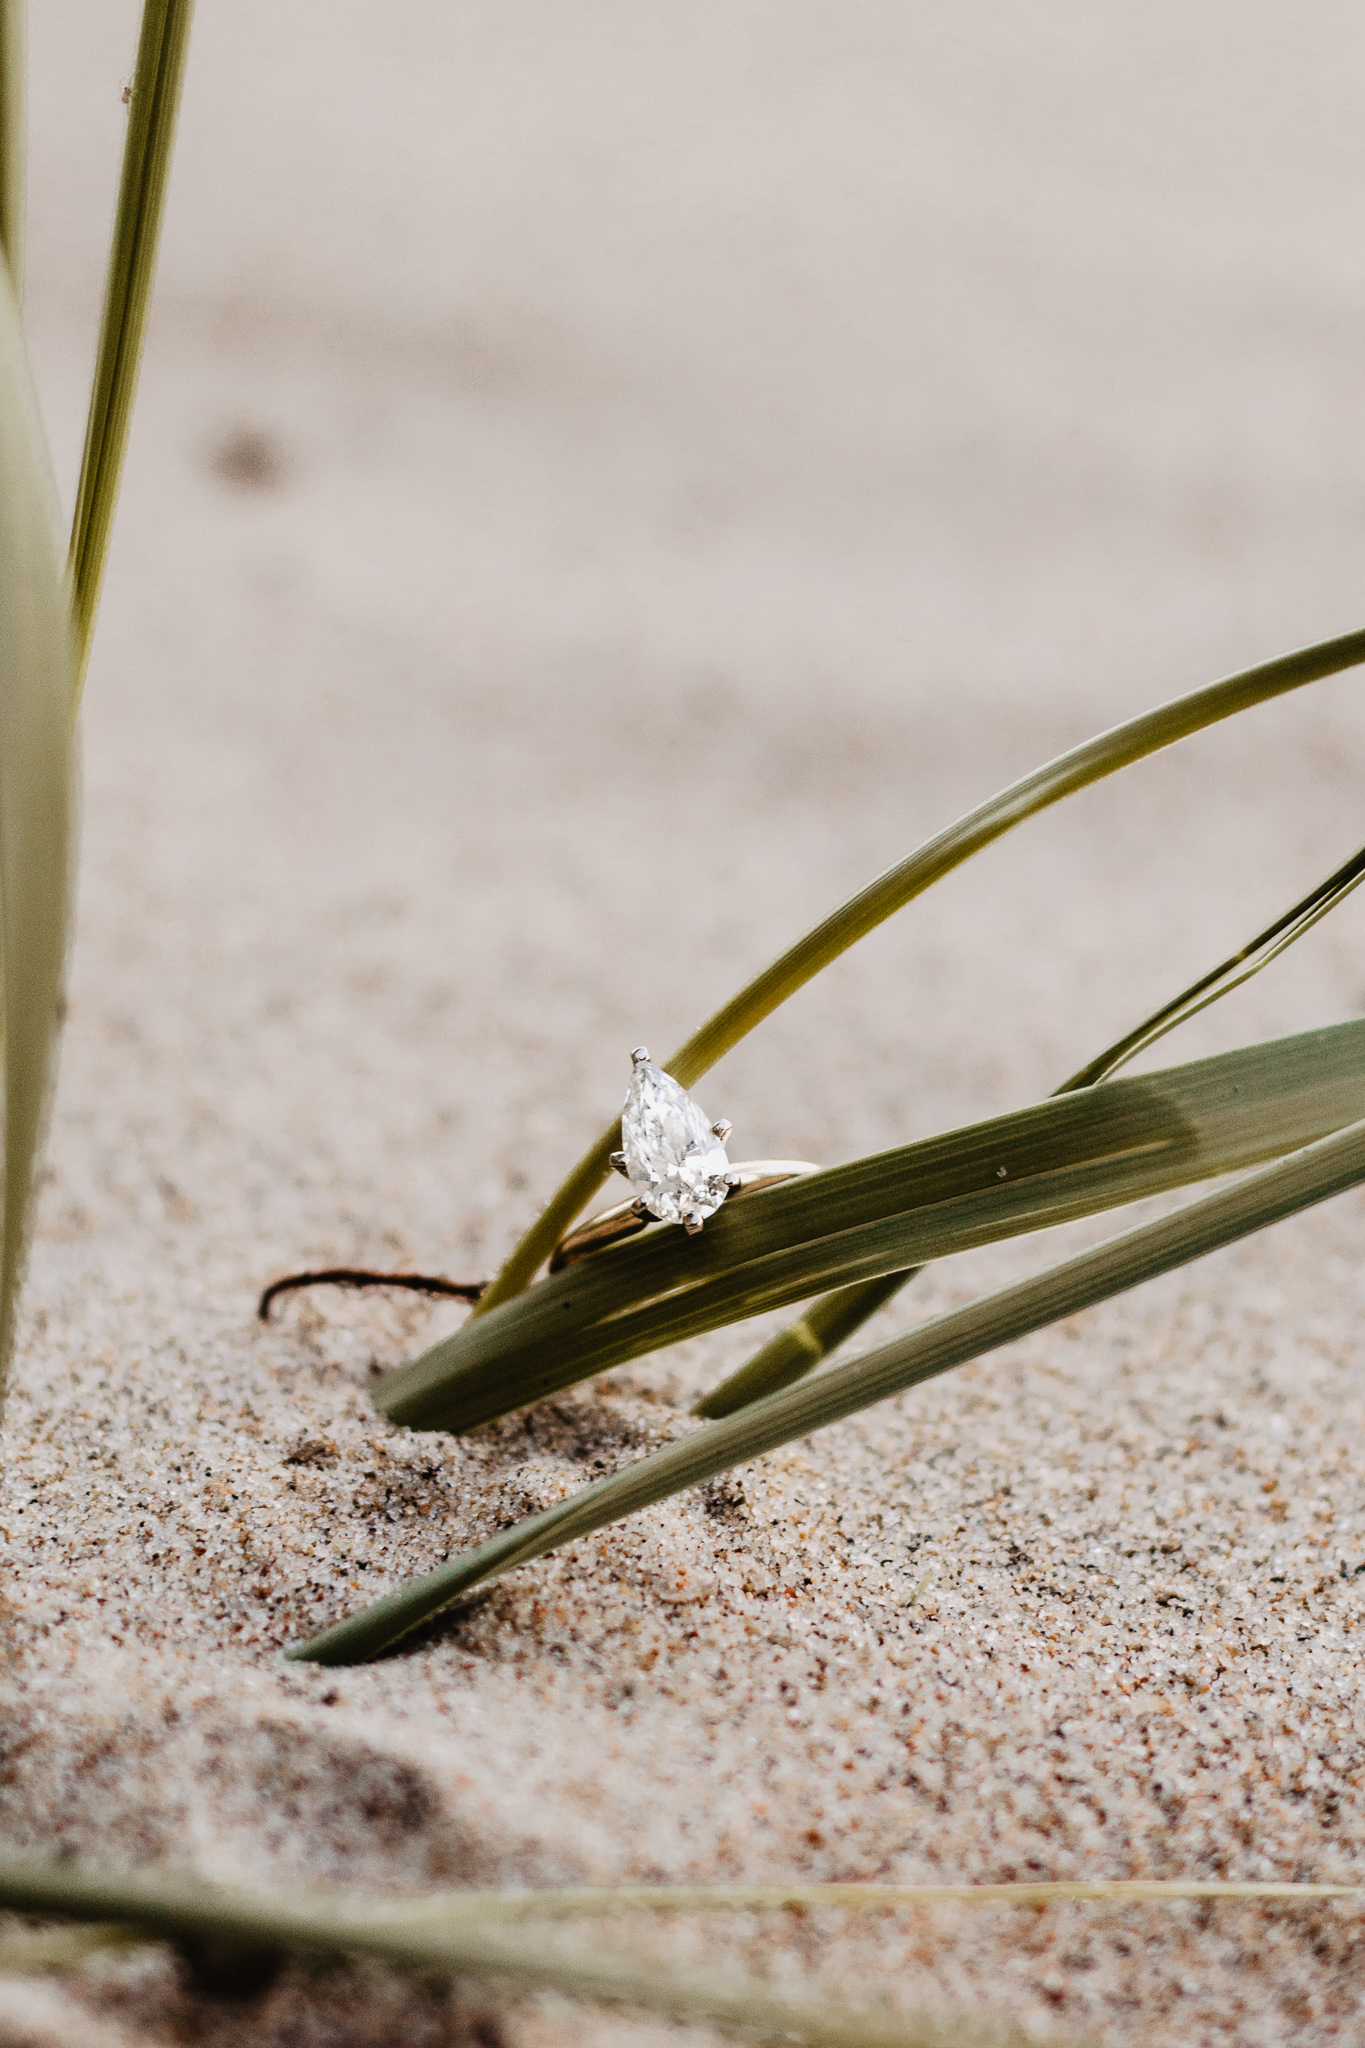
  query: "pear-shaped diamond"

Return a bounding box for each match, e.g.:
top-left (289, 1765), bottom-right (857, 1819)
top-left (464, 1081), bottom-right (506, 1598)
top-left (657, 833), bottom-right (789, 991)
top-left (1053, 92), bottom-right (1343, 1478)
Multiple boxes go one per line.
top-left (620, 1051), bottom-right (732, 1229)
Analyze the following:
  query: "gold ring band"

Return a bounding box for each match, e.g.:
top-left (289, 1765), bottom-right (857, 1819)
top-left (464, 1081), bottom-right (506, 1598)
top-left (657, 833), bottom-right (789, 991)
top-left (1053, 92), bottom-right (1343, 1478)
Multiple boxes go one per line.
top-left (549, 1160), bottom-right (821, 1273)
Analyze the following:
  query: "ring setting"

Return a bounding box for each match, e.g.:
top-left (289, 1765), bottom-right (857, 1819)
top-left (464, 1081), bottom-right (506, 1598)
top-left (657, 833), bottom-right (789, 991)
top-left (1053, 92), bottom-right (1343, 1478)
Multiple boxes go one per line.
top-left (549, 1048), bottom-right (819, 1271)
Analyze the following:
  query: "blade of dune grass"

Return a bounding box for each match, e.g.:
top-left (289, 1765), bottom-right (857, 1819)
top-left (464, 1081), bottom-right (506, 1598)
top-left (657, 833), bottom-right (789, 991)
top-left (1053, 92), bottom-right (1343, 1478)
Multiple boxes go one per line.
top-left (68, 0), bottom-right (195, 695)
top-left (695, 1268), bottom-right (917, 1418)
top-left (701, 831), bottom-right (1365, 1418)
top-left (297, 1109), bottom-right (1365, 1664)
top-left (377, 1879), bottom-right (1365, 1921)
top-left (0, 1923), bottom-right (150, 1975)
top-left (0, 1853), bottom-right (1044, 2048)
top-left (5, 1869), bottom-right (1357, 2024)
top-left (378, 1019), bottom-right (1365, 1433)
top-left (0, 0), bottom-right (23, 296)
top-left (0, 261), bottom-right (76, 1414)
top-left (473, 629), bottom-right (1365, 1317)
top-left (1059, 837), bottom-right (1365, 1093)
top-left (2, 1869), bottom-right (1359, 1952)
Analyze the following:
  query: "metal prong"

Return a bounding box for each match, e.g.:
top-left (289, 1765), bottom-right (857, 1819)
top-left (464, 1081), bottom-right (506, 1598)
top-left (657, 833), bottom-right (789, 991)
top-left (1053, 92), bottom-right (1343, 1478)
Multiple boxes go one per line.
top-left (683, 1212), bottom-right (705, 1235)
top-left (723, 1171), bottom-right (743, 1189)
top-left (631, 1046), bottom-right (650, 1066)
top-left (609, 1150), bottom-right (628, 1176)
top-left (630, 1196), bottom-right (653, 1217)
top-left (711, 1119), bottom-right (732, 1142)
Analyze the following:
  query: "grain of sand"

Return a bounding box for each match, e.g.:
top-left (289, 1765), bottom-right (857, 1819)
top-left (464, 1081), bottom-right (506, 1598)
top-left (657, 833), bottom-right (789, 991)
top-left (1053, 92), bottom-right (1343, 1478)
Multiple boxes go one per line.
top-left (3, 5), bottom-right (1365, 2044)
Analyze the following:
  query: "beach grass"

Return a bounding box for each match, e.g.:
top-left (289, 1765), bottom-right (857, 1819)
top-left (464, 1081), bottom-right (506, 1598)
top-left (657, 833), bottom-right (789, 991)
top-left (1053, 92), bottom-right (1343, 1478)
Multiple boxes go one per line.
top-left (2, 5), bottom-right (1363, 2040)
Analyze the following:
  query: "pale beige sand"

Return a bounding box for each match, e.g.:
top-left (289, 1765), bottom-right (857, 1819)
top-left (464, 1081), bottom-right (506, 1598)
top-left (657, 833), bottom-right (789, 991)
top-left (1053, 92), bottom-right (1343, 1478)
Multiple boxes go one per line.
top-left (3, 4), bottom-right (1365, 2043)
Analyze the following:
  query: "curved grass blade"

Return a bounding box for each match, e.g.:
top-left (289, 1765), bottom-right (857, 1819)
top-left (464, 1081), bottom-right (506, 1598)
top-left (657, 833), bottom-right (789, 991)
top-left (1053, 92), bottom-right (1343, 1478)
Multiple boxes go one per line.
top-left (0, 0), bottom-right (23, 297)
top-left (378, 1019), bottom-right (1365, 1433)
top-left (68, 0), bottom-right (195, 694)
top-left (1059, 839), bottom-right (1365, 1093)
top-left (297, 1109), bottom-right (1365, 1663)
top-left (473, 629), bottom-right (1365, 1317)
top-left (0, 261), bottom-right (76, 1412)
top-left (0, 1852), bottom-right (1042, 2048)
top-left (702, 832), bottom-right (1365, 1418)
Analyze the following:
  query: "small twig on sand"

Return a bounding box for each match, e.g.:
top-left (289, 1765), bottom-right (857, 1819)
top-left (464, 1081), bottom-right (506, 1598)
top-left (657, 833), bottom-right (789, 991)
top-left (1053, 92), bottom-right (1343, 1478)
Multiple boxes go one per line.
top-left (257, 1269), bottom-right (485, 1322)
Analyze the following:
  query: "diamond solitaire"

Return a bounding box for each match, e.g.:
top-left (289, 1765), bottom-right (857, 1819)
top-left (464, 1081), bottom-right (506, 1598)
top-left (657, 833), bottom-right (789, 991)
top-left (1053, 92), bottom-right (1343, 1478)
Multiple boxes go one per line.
top-left (612, 1047), bottom-right (736, 1233)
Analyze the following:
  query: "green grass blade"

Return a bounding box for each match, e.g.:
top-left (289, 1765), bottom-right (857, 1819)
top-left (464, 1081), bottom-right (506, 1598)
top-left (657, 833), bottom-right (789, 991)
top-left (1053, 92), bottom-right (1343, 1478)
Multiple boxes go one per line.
top-left (0, 261), bottom-right (76, 1413)
top-left (702, 833), bottom-right (1365, 1417)
top-left (299, 1109), bottom-right (1365, 1663)
top-left (1059, 838), bottom-right (1365, 1092)
top-left (67, 0), bottom-right (194, 694)
top-left (0, 1924), bottom-right (149, 1975)
top-left (694, 1269), bottom-right (917, 1418)
top-left (473, 628), bottom-right (1365, 1316)
top-left (0, 1852), bottom-right (1043, 2048)
top-left (379, 1019), bottom-right (1365, 1433)
top-left (0, 0), bottom-right (23, 297)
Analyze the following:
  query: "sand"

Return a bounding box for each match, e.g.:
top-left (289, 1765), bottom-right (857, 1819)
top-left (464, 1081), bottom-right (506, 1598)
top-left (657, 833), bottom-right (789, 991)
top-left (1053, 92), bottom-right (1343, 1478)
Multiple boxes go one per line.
top-left (3, 3), bottom-right (1365, 2042)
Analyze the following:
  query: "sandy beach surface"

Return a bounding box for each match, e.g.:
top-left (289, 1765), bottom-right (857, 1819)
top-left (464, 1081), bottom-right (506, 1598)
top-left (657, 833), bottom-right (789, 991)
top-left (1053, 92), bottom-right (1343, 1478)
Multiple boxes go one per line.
top-left (4, 4), bottom-right (1365, 2042)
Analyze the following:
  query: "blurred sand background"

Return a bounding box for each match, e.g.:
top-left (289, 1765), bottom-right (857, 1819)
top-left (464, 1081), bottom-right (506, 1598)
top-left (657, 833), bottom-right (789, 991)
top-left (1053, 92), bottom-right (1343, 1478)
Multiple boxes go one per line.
top-left (4, 3), bottom-right (1365, 2042)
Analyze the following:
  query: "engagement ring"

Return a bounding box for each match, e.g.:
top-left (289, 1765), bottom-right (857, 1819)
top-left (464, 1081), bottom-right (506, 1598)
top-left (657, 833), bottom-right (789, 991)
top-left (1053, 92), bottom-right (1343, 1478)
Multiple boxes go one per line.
top-left (549, 1048), bottom-right (818, 1271)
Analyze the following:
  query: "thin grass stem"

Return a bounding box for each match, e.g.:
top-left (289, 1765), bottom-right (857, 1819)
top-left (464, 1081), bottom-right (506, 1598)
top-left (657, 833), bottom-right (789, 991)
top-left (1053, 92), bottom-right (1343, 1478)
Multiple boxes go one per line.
top-left (67, 0), bottom-right (194, 695)
top-left (696, 1268), bottom-right (916, 1418)
top-left (0, 0), bottom-right (23, 296)
top-left (379, 1880), bottom-right (1365, 1920)
top-left (0, 1852), bottom-right (1044, 2048)
top-left (0, 1923), bottom-right (149, 1975)
top-left (1058, 839), bottom-right (1365, 1092)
